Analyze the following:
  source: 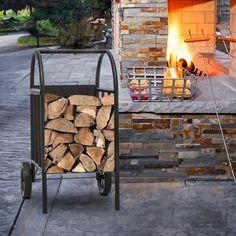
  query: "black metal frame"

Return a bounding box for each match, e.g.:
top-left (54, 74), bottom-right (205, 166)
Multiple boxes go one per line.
top-left (30, 49), bottom-right (120, 213)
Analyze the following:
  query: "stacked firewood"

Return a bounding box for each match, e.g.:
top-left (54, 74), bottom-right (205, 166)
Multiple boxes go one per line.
top-left (44, 93), bottom-right (115, 174)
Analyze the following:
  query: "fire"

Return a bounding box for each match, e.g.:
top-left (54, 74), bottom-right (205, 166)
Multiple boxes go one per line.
top-left (167, 20), bottom-right (193, 67)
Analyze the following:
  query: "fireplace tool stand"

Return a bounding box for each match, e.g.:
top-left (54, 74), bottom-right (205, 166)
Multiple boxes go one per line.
top-left (20, 49), bottom-right (120, 213)
top-left (185, 30), bottom-right (236, 182)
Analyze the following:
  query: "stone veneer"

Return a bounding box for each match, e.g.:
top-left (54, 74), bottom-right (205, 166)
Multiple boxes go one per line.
top-left (230, 0), bottom-right (236, 78)
top-left (119, 113), bottom-right (236, 179)
top-left (119, 0), bottom-right (168, 69)
top-left (119, 0), bottom-right (217, 72)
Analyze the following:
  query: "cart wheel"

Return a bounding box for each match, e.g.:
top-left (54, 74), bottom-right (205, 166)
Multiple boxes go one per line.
top-left (20, 162), bottom-right (32, 199)
top-left (96, 172), bottom-right (112, 196)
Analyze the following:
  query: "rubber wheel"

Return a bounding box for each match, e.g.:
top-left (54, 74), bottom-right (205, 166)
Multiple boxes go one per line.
top-left (20, 162), bottom-right (32, 199)
top-left (96, 172), bottom-right (112, 196)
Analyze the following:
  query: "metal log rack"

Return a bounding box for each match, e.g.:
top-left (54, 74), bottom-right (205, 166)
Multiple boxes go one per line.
top-left (20, 49), bottom-right (120, 213)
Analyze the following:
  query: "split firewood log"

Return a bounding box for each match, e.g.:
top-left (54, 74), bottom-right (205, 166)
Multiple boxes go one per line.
top-left (64, 104), bottom-right (74, 121)
top-left (49, 143), bottom-right (67, 164)
top-left (103, 155), bottom-right (115, 172)
top-left (107, 141), bottom-right (114, 157)
top-left (69, 143), bottom-right (84, 159)
top-left (107, 112), bottom-right (114, 129)
top-left (79, 154), bottom-right (96, 172)
top-left (96, 106), bottom-right (112, 129)
top-left (48, 131), bottom-right (57, 146)
top-left (94, 130), bottom-right (105, 148)
top-left (74, 128), bottom-right (94, 146)
top-left (100, 95), bottom-right (114, 106)
top-left (72, 163), bottom-right (86, 173)
top-left (45, 103), bottom-right (48, 122)
top-left (47, 165), bottom-right (64, 174)
top-left (45, 129), bottom-right (52, 146)
top-left (45, 93), bottom-right (60, 103)
top-left (57, 151), bottom-right (75, 171)
top-left (52, 133), bottom-right (73, 148)
top-left (74, 113), bottom-right (95, 127)
top-left (76, 106), bottom-right (97, 119)
top-left (48, 97), bottom-right (68, 119)
top-left (46, 118), bottom-right (78, 133)
top-left (69, 95), bottom-right (101, 106)
top-left (86, 147), bottom-right (105, 165)
top-left (103, 130), bottom-right (114, 142)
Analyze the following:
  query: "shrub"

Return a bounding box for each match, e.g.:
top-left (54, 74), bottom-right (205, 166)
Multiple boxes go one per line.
top-left (59, 19), bottom-right (93, 48)
top-left (36, 19), bottom-right (59, 37)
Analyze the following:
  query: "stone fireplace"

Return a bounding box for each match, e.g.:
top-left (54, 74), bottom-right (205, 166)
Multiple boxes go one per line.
top-left (113, 0), bottom-right (235, 78)
top-left (113, 0), bottom-right (236, 180)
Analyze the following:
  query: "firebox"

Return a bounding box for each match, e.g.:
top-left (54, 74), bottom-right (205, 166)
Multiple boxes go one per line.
top-left (113, 0), bottom-right (236, 79)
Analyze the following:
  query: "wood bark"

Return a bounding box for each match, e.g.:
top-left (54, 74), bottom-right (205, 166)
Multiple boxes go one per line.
top-left (45, 93), bottom-right (60, 103)
top-left (49, 143), bottom-right (67, 164)
top-left (76, 106), bottom-right (97, 119)
top-left (46, 118), bottom-right (78, 133)
top-left (100, 95), bottom-right (114, 106)
top-left (107, 112), bottom-right (114, 129)
top-left (57, 152), bottom-right (75, 171)
top-left (64, 104), bottom-right (74, 121)
top-left (45, 103), bottom-right (48, 122)
top-left (96, 106), bottom-right (112, 129)
top-left (74, 113), bottom-right (95, 127)
top-left (79, 154), bottom-right (96, 172)
top-left (69, 95), bottom-right (101, 106)
top-left (74, 128), bottom-right (94, 146)
top-left (103, 130), bottom-right (114, 142)
top-left (69, 143), bottom-right (84, 159)
top-left (86, 147), bottom-right (105, 165)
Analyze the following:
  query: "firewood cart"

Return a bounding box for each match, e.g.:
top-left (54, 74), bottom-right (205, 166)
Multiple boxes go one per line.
top-left (20, 49), bottom-right (120, 213)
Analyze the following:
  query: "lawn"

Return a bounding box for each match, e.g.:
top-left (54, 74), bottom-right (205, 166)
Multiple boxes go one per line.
top-left (18, 35), bottom-right (59, 46)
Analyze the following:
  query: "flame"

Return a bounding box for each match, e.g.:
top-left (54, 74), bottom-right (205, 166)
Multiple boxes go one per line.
top-left (167, 20), bottom-right (193, 67)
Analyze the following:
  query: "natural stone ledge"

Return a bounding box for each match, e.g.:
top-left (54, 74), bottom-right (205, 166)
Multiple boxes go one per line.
top-left (119, 75), bottom-right (236, 114)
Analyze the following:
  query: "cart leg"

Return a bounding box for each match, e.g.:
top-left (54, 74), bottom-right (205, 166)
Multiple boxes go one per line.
top-left (115, 167), bottom-right (120, 210)
top-left (42, 171), bottom-right (48, 214)
top-left (31, 164), bottom-right (35, 183)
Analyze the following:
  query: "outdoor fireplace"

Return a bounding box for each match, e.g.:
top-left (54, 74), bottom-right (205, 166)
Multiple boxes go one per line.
top-left (113, 0), bottom-right (236, 180)
top-left (113, 0), bottom-right (235, 79)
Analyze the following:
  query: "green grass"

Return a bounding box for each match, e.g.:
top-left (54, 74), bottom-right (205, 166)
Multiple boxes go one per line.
top-left (18, 35), bottom-right (59, 46)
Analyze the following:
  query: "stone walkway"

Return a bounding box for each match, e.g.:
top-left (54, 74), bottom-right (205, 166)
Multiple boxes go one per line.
top-left (11, 179), bottom-right (236, 236)
top-left (2, 49), bottom-right (236, 236)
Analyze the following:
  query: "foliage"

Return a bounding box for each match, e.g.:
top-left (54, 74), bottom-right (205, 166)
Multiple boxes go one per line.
top-left (36, 19), bottom-right (59, 37)
top-left (0, 0), bottom-right (27, 11)
top-left (17, 35), bottom-right (58, 46)
top-left (0, 9), bottom-right (30, 21)
top-left (59, 18), bottom-right (93, 48)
